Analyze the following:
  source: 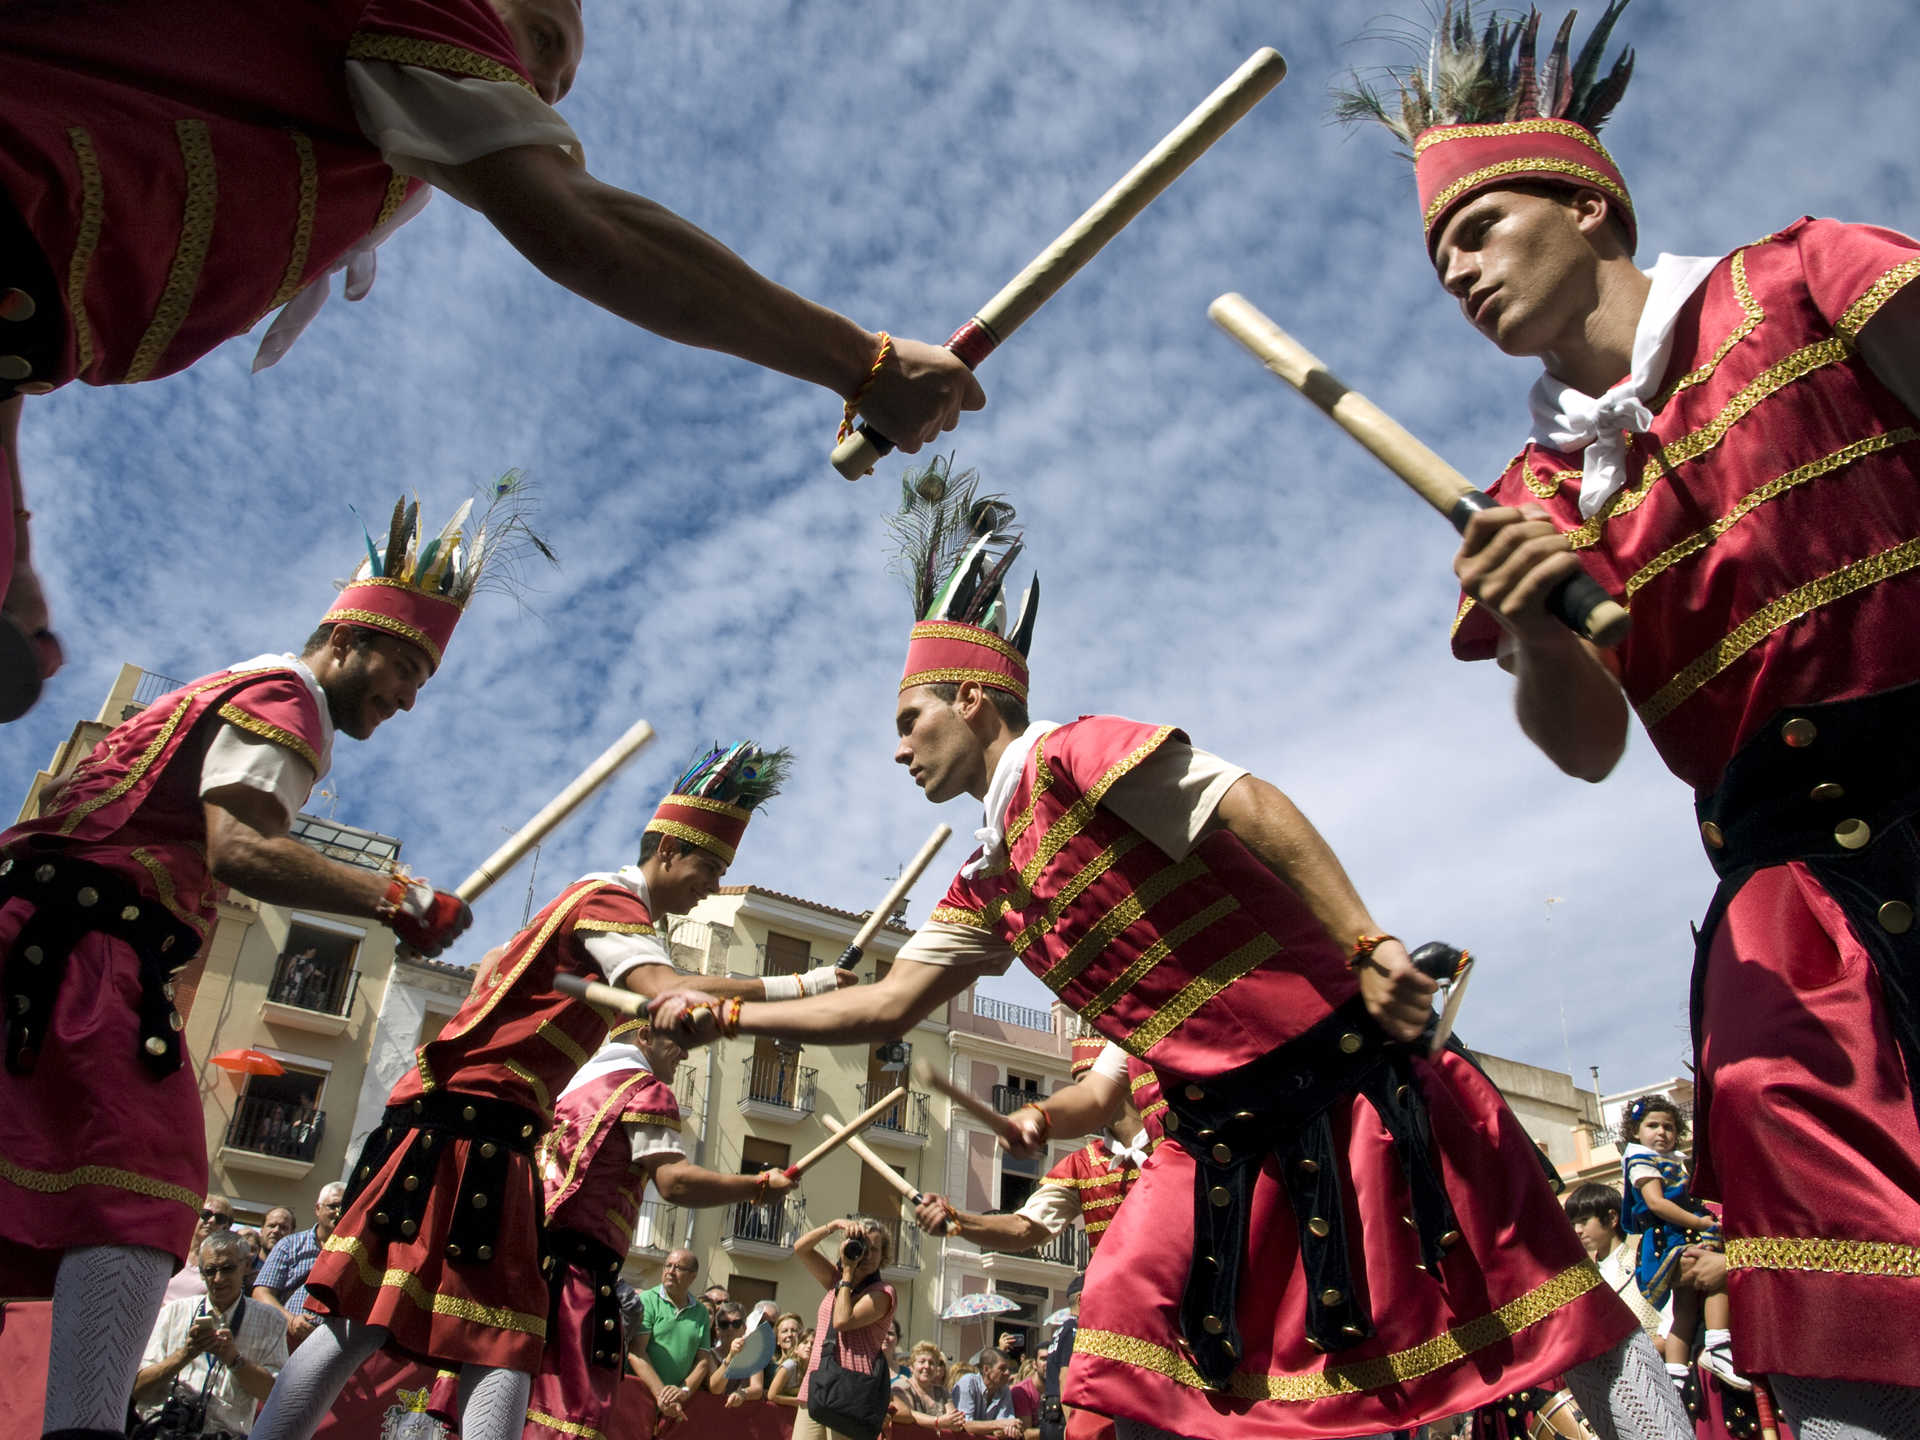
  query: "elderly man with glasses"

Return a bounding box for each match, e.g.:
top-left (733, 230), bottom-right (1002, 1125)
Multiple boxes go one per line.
top-left (250, 1183), bottom-right (344, 1350)
top-left (132, 1228), bottom-right (287, 1437)
top-left (161, 1196), bottom-right (236, 1305)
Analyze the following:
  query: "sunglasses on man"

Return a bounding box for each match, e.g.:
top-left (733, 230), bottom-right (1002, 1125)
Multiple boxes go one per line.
top-left (200, 1209), bottom-right (233, 1224)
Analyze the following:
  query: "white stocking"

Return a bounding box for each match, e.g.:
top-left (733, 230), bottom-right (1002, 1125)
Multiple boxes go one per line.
top-left (1562, 1330), bottom-right (1694, 1440)
top-left (244, 1316), bottom-right (388, 1440)
top-left (42, 1244), bottom-right (172, 1432)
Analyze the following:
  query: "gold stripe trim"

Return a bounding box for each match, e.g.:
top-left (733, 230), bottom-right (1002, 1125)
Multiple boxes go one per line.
top-left (128, 845), bottom-right (211, 940)
top-left (268, 131), bottom-right (319, 311)
top-left (0, 1153), bottom-right (203, 1210)
top-left (1129, 1068), bottom-right (1158, 1094)
top-left (1412, 118), bottom-right (1617, 162)
top-left (642, 818), bottom-right (735, 865)
top-left (216, 702), bottom-right (321, 773)
top-left (59, 675), bottom-right (234, 835)
top-left (1007, 835), bottom-right (1145, 955)
top-left (325, 607), bottom-right (445, 669)
top-left (505, 1059), bottom-right (550, 1112)
top-left (656, 793), bottom-right (750, 821)
top-left (929, 905), bottom-right (992, 931)
top-left (346, 32), bottom-right (535, 93)
top-left (1654, 248), bottom-right (1763, 407)
top-left (901, 667), bottom-right (1028, 699)
top-left (1003, 743), bottom-right (1056, 851)
top-left (322, 1233), bottom-right (547, 1337)
top-left (375, 171), bottom-right (411, 231)
top-left (1041, 856), bottom-right (1207, 995)
top-left (1075, 1260), bottom-right (1601, 1401)
top-left (1424, 159), bottom-right (1630, 230)
top-left (535, 1020), bottom-right (590, 1069)
top-left (1081, 896), bottom-right (1239, 1021)
top-left (1020, 727), bottom-right (1176, 891)
top-left (429, 882), bottom-right (604, 1059)
top-left (571, 920), bottom-right (659, 937)
top-left (1124, 933), bottom-right (1279, 1054)
top-left (1086, 1219), bottom-right (1112, 1234)
top-left (125, 119), bottom-right (217, 383)
top-left (528, 1406), bottom-right (607, 1439)
top-left (1726, 1235), bottom-right (1920, 1277)
top-left (909, 621), bottom-right (1030, 667)
top-left (1836, 256), bottom-right (1920, 344)
top-left (1638, 533), bottom-right (1920, 727)
top-left (64, 128), bottom-right (103, 377)
top-left (1623, 429), bottom-right (1917, 603)
top-left (545, 1071), bottom-right (666, 1211)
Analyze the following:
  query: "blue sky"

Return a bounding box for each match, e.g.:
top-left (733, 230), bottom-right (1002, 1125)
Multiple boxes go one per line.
top-left (7, 0), bottom-right (1917, 1097)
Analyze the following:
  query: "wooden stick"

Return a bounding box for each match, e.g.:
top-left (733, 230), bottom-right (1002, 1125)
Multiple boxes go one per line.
top-left (553, 972), bottom-right (647, 1016)
top-left (823, 1112), bottom-right (951, 1235)
top-left (835, 824), bottom-right (953, 970)
top-left (454, 718), bottom-right (657, 904)
top-left (1207, 292), bottom-right (1630, 648)
top-left (783, 1085), bottom-right (907, 1180)
top-left (831, 48), bottom-right (1287, 479)
top-left (913, 1058), bottom-right (1022, 1148)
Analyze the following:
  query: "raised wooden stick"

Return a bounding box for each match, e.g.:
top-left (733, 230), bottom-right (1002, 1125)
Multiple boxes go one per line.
top-left (1207, 293), bottom-right (1630, 648)
top-left (832, 48), bottom-right (1287, 479)
top-left (835, 824), bottom-right (952, 971)
top-left (454, 717), bottom-right (657, 904)
top-left (554, 973), bottom-right (645, 1015)
top-left (784, 1085), bottom-right (907, 1180)
top-left (913, 1058), bottom-right (1022, 1148)
top-left (822, 1112), bottom-right (949, 1234)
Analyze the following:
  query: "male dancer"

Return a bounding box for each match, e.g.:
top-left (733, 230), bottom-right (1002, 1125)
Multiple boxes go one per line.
top-left (0, 497), bottom-right (495, 1440)
top-left (0, 0), bottom-right (983, 693)
top-left (248, 744), bottom-right (826, 1440)
top-left (1341, 4), bottom-right (1920, 1431)
top-left (656, 466), bottom-right (1688, 1440)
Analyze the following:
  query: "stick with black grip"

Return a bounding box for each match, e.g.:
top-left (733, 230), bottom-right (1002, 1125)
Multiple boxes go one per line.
top-left (833, 824), bottom-right (952, 974)
top-left (1207, 293), bottom-right (1629, 648)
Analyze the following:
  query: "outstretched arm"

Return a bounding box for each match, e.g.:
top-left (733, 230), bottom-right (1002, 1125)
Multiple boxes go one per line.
top-left (446, 146), bottom-right (983, 450)
top-left (911, 1195), bottom-right (1060, 1254)
top-left (647, 1157), bottom-right (792, 1208)
top-left (659, 955), bottom-right (981, 1047)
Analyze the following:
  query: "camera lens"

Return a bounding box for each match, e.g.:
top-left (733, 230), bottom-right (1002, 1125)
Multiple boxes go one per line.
top-left (843, 1235), bottom-right (867, 1260)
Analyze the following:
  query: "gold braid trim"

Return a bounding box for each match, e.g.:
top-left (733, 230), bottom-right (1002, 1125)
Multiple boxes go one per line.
top-left (1638, 533), bottom-right (1920, 727)
top-left (1129, 1068), bottom-right (1159, 1094)
top-left (128, 845), bottom-right (211, 940)
top-left (1041, 856), bottom-right (1208, 995)
top-left (1424, 159), bottom-right (1630, 231)
top-left (642, 818), bottom-right (735, 865)
top-left (267, 131), bottom-right (319, 311)
top-left (900, 666), bottom-right (1028, 700)
top-left (1654, 247), bottom-right (1766, 407)
top-left (1413, 118), bottom-right (1618, 162)
top-left (64, 128), bottom-right (103, 377)
top-left (1019, 728), bottom-right (1176, 890)
top-left (909, 621), bottom-right (1030, 667)
top-left (1124, 933), bottom-right (1279, 1054)
top-left (570, 920), bottom-right (658, 936)
top-left (1075, 1260), bottom-right (1602, 1401)
top-left (534, 1019), bottom-right (590, 1068)
top-left (322, 1233), bottom-right (547, 1337)
top-left (216, 702), bottom-right (321, 772)
top-left (1622, 429), bottom-right (1918, 603)
top-left (346, 32), bottom-right (535, 93)
top-left (375, 171), bottom-right (411, 231)
top-left (504, 1059), bottom-right (550, 1112)
top-left (1007, 835), bottom-right (1145, 954)
top-left (527, 1407), bottom-right (607, 1440)
top-left (59, 675), bottom-right (235, 835)
top-left (1081, 895), bottom-right (1241, 1021)
top-left (929, 905), bottom-right (992, 931)
top-left (544, 1071), bottom-right (666, 1208)
top-left (125, 120), bottom-right (217, 383)
top-left (656, 793), bottom-right (750, 820)
top-left (0, 1152), bottom-right (203, 1210)
top-left (324, 608), bottom-right (444, 669)
top-left (1836, 257), bottom-right (1920, 344)
top-left (1003, 747), bottom-right (1055, 851)
top-left (1727, 1235), bottom-right (1920, 1277)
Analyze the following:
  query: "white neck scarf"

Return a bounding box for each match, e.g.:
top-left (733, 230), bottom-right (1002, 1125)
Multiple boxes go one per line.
top-left (1106, 1135), bottom-right (1150, 1171)
top-left (962, 722), bottom-right (1061, 879)
top-left (1527, 253), bottom-right (1720, 517)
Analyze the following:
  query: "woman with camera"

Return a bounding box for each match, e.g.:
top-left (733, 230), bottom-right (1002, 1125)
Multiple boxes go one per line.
top-left (788, 1216), bottom-right (897, 1440)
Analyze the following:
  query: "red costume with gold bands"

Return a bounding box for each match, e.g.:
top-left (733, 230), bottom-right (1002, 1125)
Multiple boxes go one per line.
top-left (0, 665), bottom-right (328, 1291)
top-left (0, 0), bottom-right (535, 392)
top-left (929, 714), bottom-right (1632, 1439)
top-left (1450, 217), bottom-right (1920, 1388)
top-left (1035, 1139), bottom-right (1145, 1255)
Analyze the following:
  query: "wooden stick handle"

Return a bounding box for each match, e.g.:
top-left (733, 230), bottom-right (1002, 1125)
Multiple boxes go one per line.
top-left (1207, 293), bottom-right (1630, 648)
top-left (837, 824), bottom-right (953, 968)
top-left (553, 972), bottom-right (647, 1016)
top-left (831, 48), bottom-right (1286, 480)
top-left (824, 1113), bottom-right (952, 1235)
top-left (784, 1085), bottom-right (908, 1179)
top-left (454, 718), bottom-right (657, 904)
top-left (913, 1059), bottom-right (1022, 1147)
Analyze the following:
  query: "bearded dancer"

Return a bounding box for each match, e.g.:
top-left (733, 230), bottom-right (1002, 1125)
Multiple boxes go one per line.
top-left (0, 0), bottom-right (983, 700)
top-left (0, 495), bottom-right (516, 1440)
top-left (247, 743), bottom-right (833, 1440)
top-left (1339, 5), bottom-right (1920, 1434)
top-left (655, 462), bottom-right (1687, 1440)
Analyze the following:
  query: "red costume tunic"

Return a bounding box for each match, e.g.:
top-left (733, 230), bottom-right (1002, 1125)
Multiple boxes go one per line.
top-left (927, 717), bottom-right (1630, 1439)
top-left (306, 877), bottom-right (657, 1371)
top-left (0, 665), bottom-right (327, 1291)
top-left (1451, 219), bottom-right (1920, 1386)
top-left (1032, 1140), bottom-right (1144, 1255)
top-left (0, 0), bottom-right (533, 388)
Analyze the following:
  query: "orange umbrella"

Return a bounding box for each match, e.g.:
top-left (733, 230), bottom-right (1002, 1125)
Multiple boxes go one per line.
top-left (210, 1048), bottom-right (284, 1076)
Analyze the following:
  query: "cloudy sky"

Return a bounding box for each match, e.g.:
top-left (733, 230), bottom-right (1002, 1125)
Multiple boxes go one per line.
top-left (8, 0), bottom-right (1917, 1099)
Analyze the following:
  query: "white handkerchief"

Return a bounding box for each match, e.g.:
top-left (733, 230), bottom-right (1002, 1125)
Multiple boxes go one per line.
top-left (961, 723), bottom-right (1061, 879)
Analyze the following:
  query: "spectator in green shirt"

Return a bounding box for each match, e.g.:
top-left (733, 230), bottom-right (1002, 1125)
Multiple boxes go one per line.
top-left (624, 1249), bottom-right (713, 1423)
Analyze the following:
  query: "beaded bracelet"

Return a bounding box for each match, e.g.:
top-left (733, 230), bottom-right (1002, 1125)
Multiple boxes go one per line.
top-left (837, 332), bottom-right (894, 442)
top-left (1016, 1100), bottom-right (1051, 1141)
top-left (1349, 932), bottom-right (1399, 971)
top-left (719, 996), bottom-right (744, 1037)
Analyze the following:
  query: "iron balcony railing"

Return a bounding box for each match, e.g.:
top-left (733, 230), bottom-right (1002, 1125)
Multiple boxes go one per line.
top-left (739, 1054), bottom-right (817, 1114)
top-left (225, 1095), bottom-right (326, 1163)
top-left (991, 1084), bottom-right (1043, 1117)
top-left (630, 1199), bottom-right (686, 1254)
top-left (857, 1082), bottom-right (929, 1138)
top-left (727, 1195), bottom-right (808, 1248)
top-left (972, 995), bottom-right (1054, 1031)
top-left (1034, 1225), bottom-right (1087, 1268)
top-left (265, 950), bottom-right (360, 1017)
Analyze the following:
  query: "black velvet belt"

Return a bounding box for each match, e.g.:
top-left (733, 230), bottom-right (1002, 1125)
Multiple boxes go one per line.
top-left (343, 1091), bottom-right (547, 1267)
top-left (547, 1225), bottom-right (628, 1370)
top-left (1691, 679), bottom-right (1920, 1140)
top-left (0, 848), bottom-right (202, 1077)
top-left (1161, 990), bottom-right (1461, 1388)
top-left (0, 188), bottom-right (63, 402)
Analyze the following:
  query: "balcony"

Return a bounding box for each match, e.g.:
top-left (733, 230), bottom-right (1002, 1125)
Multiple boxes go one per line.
top-left (722, 1195), bottom-right (809, 1261)
top-left (288, 815), bottom-right (403, 873)
top-left (629, 1199), bottom-right (687, 1256)
top-left (737, 1054), bottom-right (817, 1123)
top-left (881, 1219), bottom-right (922, 1277)
top-left (991, 1084), bottom-right (1042, 1117)
top-left (857, 1082), bottom-right (930, 1149)
top-left (1034, 1225), bottom-right (1087, 1268)
top-left (260, 949), bottom-right (361, 1036)
top-left (219, 1096), bottom-right (326, 1179)
top-left (973, 995), bottom-right (1055, 1031)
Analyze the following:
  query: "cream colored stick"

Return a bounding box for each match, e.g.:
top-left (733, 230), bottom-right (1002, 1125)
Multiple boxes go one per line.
top-left (835, 824), bottom-right (953, 969)
top-left (553, 972), bottom-right (646, 1015)
top-left (831, 48), bottom-right (1288, 479)
top-left (912, 1059), bottom-right (1022, 1148)
top-left (823, 1112), bottom-right (951, 1235)
top-left (1207, 293), bottom-right (1631, 648)
top-left (783, 1086), bottom-right (909, 1179)
top-left (453, 718), bottom-right (657, 904)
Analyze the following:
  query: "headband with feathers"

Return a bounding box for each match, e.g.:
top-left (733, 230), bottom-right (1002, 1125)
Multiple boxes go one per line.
top-left (645, 741), bottom-right (793, 866)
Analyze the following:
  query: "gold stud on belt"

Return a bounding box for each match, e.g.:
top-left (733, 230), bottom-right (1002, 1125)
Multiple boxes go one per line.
top-left (0, 356), bottom-right (30, 381)
top-left (1835, 819), bottom-right (1871, 850)
top-left (1781, 717), bottom-right (1817, 747)
top-left (1208, 1186), bottom-right (1230, 1207)
top-left (1337, 1032), bottom-right (1362, 1054)
top-left (1810, 782), bottom-right (1845, 802)
top-left (478, 1245), bottom-right (494, 1260)
top-left (1307, 1216), bottom-right (1330, 1238)
top-left (0, 289), bottom-right (34, 322)
top-left (1879, 901), bottom-right (1913, 935)
top-left (1210, 1144), bottom-right (1231, 1164)
top-left (1202, 1315), bottom-right (1224, 1335)
top-left (1319, 1288), bottom-right (1344, 1307)
top-left (461, 1105), bottom-right (477, 1122)
top-left (1700, 820), bottom-right (1725, 850)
